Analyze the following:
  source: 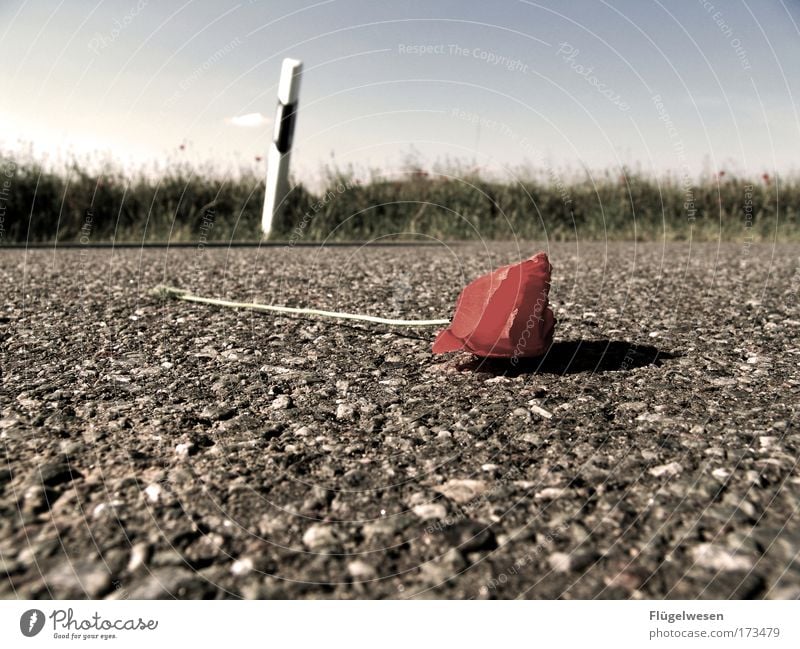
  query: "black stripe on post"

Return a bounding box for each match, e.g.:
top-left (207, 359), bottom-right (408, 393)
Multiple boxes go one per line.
top-left (274, 102), bottom-right (297, 154)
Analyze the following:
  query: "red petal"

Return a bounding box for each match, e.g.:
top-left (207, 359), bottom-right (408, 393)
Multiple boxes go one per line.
top-left (432, 329), bottom-right (463, 353)
top-left (433, 252), bottom-right (555, 358)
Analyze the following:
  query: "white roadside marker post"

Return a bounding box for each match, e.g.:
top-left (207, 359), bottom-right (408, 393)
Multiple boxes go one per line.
top-left (262, 57), bottom-right (303, 236)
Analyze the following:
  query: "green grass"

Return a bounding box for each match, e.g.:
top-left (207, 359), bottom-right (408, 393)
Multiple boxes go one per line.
top-left (1, 151), bottom-right (797, 244)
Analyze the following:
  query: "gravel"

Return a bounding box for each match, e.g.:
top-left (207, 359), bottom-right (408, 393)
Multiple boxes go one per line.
top-left (1, 241), bottom-right (798, 599)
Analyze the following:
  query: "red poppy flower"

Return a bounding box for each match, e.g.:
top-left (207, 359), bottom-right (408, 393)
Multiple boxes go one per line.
top-left (433, 252), bottom-right (555, 358)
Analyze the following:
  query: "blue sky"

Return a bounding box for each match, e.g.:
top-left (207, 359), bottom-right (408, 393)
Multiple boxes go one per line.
top-left (2, 0), bottom-right (799, 184)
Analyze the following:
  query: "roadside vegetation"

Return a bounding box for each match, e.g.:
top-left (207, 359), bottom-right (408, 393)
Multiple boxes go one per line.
top-left (1, 150), bottom-right (795, 244)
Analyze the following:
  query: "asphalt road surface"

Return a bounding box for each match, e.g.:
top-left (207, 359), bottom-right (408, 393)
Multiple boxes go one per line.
top-left (1, 241), bottom-right (798, 599)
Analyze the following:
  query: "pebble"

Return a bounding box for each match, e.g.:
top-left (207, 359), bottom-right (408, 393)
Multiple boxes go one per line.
top-left (759, 436), bottom-right (776, 450)
top-left (435, 479), bottom-right (488, 504)
top-left (175, 442), bottom-right (195, 457)
top-left (529, 404), bottom-right (553, 419)
top-left (548, 552), bottom-right (572, 572)
top-left (144, 484), bottom-right (162, 503)
top-left (302, 524), bottom-right (339, 552)
top-left (231, 557), bottom-right (254, 576)
top-left (649, 462), bottom-right (683, 478)
top-left (347, 560), bottom-right (376, 580)
top-left (270, 395), bottom-right (293, 410)
top-left (21, 485), bottom-right (56, 514)
top-left (412, 503), bottom-right (447, 521)
top-left (36, 462), bottom-right (82, 487)
top-left (419, 548), bottom-right (465, 585)
top-left (124, 567), bottom-right (212, 599)
top-left (691, 544), bottom-right (754, 571)
top-left (484, 376), bottom-right (510, 384)
top-left (535, 487), bottom-right (570, 500)
top-left (44, 560), bottom-right (110, 598)
top-left (362, 519), bottom-right (401, 543)
top-left (200, 404), bottom-right (236, 421)
top-left (336, 403), bottom-right (355, 421)
top-left (127, 543), bottom-right (149, 572)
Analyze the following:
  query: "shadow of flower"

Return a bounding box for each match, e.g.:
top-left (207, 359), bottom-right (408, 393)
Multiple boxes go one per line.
top-left (457, 339), bottom-right (677, 376)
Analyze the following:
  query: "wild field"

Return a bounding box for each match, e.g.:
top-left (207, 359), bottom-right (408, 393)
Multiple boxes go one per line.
top-left (0, 151), bottom-right (796, 244)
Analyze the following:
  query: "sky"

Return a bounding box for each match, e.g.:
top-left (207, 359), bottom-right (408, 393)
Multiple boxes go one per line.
top-left (2, 0), bottom-right (800, 185)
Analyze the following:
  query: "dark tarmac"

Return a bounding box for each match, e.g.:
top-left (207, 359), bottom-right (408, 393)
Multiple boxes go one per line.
top-left (1, 242), bottom-right (798, 599)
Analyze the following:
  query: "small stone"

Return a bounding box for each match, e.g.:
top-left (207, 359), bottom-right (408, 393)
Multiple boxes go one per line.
top-left (124, 567), bottom-right (214, 599)
top-left (691, 544), bottom-right (754, 571)
top-left (200, 404), bottom-right (236, 421)
top-left (618, 401), bottom-right (647, 414)
top-left (413, 503), bottom-right (447, 521)
top-left (336, 403), bottom-right (355, 421)
top-left (44, 560), bottom-right (111, 598)
top-left (347, 560), bottom-right (376, 580)
top-left (144, 484), bottom-right (162, 503)
top-left (21, 485), bottom-right (58, 513)
top-left (362, 519), bottom-right (400, 543)
top-left (548, 552), bottom-right (572, 572)
top-left (271, 395), bottom-right (293, 410)
top-left (435, 479), bottom-right (488, 505)
top-left (649, 462), bottom-right (683, 478)
top-left (37, 462), bottom-right (82, 487)
top-left (175, 442), bottom-right (195, 457)
top-left (529, 404), bottom-right (553, 419)
top-left (127, 543), bottom-right (149, 572)
top-left (484, 376), bottom-right (510, 384)
top-left (231, 557), bottom-right (254, 576)
top-left (60, 440), bottom-right (84, 456)
top-left (535, 487), bottom-right (570, 500)
top-left (302, 524), bottom-right (339, 552)
top-left (759, 436), bottom-right (776, 450)
top-left (151, 548), bottom-right (186, 567)
top-left (521, 433), bottom-right (543, 445)
top-left (419, 548), bottom-right (465, 585)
